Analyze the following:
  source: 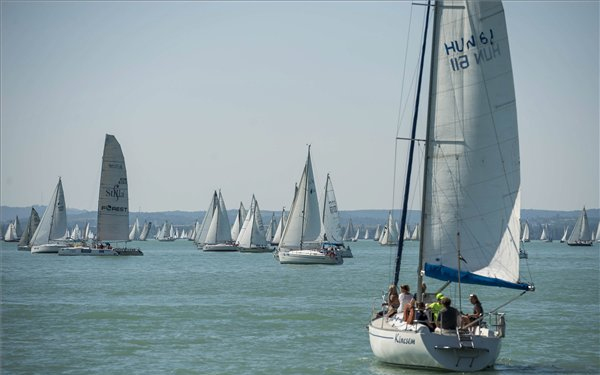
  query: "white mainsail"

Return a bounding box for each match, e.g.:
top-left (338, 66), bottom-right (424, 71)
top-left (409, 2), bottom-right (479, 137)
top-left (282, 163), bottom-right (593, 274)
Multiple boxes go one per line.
top-left (279, 147), bottom-right (321, 249)
top-left (129, 218), bottom-right (140, 241)
top-left (342, 219), bottom-right (355, 242)
top-left (18, 208), bottom-right (40, 248)
top-left (320, 173), bottom-right (343, 243)
top-left (138, 221), bottom-right (151, 241)
top-left (230, 202), bottom-right (247, 241)
top-left (96, 134), bottom-right (129, 242)
top-left (195, 191), bottom-right (217, 245)
top-left (204, 192), bottom-right (233, 245)
top-left (30, 178), bottom-right (68, 247)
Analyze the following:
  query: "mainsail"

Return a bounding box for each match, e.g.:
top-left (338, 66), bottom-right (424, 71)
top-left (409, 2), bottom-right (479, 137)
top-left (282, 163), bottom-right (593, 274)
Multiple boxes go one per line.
top-left (96, 134), bottom-right (129, 241)
top-left (30, 178), bottom-right (67, 246)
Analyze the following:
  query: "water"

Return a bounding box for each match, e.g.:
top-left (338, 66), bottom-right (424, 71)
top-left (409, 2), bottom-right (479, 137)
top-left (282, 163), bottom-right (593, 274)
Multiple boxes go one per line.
top-left (1, 240), bottom-right (598, 374)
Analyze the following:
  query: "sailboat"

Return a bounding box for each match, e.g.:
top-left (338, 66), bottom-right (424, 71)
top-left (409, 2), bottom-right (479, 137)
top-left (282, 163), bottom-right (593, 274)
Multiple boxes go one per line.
top-left (31, 178), bottom-right (68, 253)
top-left (230, 202), bottom-right (247, 242)
top-left (18, 208), bottom-right (41, 250)
top-left (59, 135), bottom-right (142, 256)
top-left (156, 221), bottom-right (176, 241)
top-left (237, 195), bottom-right (270, 253)
top-left (320, 173), bottom-right (352, 257)
top-left (342, 219), bottom-right (355, 242)
top-left (138, 221), bottom-right (152, 241)
top-left (270, 208), bottom-right (287, 246)
top-left (560, 225), bottom-right (569, 243)
top-left (373, 224), bottom-right (381, 241)
top-left (129, 218), bottom-right (140, 241)
top-left (521, 220), bottom-right (531, 242)
top-left (202, 190), bottom-right (238, 251)
top-left (368, 1), bottom-right (534, 371)
top-left (567, 207), bottom-right (593, 246)
top-left (3, 218), bottom-right (20, 242)
top-left (277, 146), bottom-right (343, 265)
top-left (378, 211), bottom-right (398, 246)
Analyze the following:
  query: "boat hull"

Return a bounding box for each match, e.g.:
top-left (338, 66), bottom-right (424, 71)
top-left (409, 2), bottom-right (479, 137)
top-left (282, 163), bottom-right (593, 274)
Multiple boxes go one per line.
top-left (239, 246), bottom-right (273, 253)
top-left (368, 318), bottom-right (501, 372)
top-left (203, 243), bottom-right (239, 252)
top-left (31, 243), bottom-right (65, 254)
top-left (58, 246), bottom-right (118, 256)
top-left (278, 249), bottom-right (343, 265)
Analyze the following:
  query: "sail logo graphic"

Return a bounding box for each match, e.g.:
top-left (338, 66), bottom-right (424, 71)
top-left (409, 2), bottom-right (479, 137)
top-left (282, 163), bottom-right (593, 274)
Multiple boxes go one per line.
top-left (108, 163), bottom-right (123, 169)
top-left (443, 29), bottom-right (500, 72)
top-left (101, 205), bottom-right (128, 213)
top-left (106, 184), bottom-right (126, 201)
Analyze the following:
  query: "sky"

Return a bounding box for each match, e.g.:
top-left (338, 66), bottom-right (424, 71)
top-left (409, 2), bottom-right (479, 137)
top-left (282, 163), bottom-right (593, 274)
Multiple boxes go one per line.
top-left (1, 0), bottom-right (598, 213)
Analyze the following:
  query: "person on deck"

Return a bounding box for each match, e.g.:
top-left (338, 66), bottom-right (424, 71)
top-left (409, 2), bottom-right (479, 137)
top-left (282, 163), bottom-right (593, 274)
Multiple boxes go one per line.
top-left (428, 293), bottom-right (445, 322)
top-left (384, 284), bottom-right (401, 318)
top-left (436, 297), bottom-right (460, 331)
top-left (462, 294), bottom-right (484, 327)
top-left (398, 284), bottom-right (413, 316)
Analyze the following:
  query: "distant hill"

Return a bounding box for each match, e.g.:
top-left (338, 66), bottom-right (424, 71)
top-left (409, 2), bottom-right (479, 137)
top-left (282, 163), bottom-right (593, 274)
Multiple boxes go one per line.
top-left (1, 205), bottom-right (598, 240)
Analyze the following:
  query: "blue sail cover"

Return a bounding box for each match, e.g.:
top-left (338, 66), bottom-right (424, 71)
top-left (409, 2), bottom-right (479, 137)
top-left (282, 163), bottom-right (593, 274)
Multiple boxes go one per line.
top-left (425, 263), bottom-right (532, 291)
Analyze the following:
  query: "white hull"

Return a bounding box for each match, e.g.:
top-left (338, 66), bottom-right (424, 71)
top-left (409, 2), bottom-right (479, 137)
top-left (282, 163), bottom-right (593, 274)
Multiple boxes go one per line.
top-left (368, 317), bottom-right (501, 372)
top-left (239, 246), bottom-right (273, 253)
top-left (31, 243), bottom-right (64, 254)
top-left (203, 243), bottom-right (239, 252)
top-left (58, 246), bottom-right (118, 256)
top-left (278, 249), bottom-right (343, 265)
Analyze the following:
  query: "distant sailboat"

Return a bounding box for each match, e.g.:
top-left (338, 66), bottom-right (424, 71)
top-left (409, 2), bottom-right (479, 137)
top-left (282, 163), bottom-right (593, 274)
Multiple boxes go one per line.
top-left (567, 207), bottom-right (593, 246)
top-left (129, 218), bottom-right (140, 241)
top-left (270, 208), bottom-right (287, 246)
top-left (277, 146), bottom-right (342, 265)
top-left (18, 208), bottom-right (40, 250)
top-left (59, 134), bottom-right (142, 256)
top-left (373, 224), bottom-right (381, 241)
top-left (378, 211), bottom-right (398, 246)
top-left (560, 226), bottom-right (569, 243)
top-left (342, 219), bottom-right (355, 242)
top-left (237, 195), bottom-right (270, 253)
top-left (319, 173), bottom-right (353, 257)
top-left (230, 202), bottom-right (247, 242)
top-left (138, 221), bottom-right (152, 241)
top-left (31, 178), bottom-right (68, 253)
top-left (203, 190), bottom-right (238, 251)
top-left (521, 221), bottom-right (531, 242)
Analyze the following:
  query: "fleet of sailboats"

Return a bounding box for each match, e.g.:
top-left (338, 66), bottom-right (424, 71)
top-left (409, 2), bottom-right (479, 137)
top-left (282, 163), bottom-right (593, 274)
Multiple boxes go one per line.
top-left (367, 0), bottom-right (534, 371)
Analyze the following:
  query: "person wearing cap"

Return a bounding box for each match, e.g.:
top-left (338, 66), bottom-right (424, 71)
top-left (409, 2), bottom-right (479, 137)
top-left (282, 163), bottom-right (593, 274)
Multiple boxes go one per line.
top-left (427, 293), bottom-right (445, 323)
top-left (436, 297), bottom-right (461, 331)
top-left (462, 294), bottom-right (484, 327)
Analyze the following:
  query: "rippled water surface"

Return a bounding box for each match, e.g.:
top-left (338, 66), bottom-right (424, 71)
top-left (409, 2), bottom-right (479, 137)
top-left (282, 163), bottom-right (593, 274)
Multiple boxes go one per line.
top-left (1, 240), bottom-right (598, 374)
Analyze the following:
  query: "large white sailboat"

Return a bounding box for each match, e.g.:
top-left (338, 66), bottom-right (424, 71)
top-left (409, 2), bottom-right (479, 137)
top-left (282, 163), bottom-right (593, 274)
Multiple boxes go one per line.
top-left (277, 146), bottom-right (342, 265)
top-left (368, 1), bottom-right (534, 371)
top-left (31, 178), bottom-right (68, 253)
top-left (59, 134), bottom-right (142, 256)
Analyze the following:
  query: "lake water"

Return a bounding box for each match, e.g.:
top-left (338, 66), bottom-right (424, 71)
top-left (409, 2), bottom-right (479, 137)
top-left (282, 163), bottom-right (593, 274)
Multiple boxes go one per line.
top-left (1, 240), bottom-right (598, 374)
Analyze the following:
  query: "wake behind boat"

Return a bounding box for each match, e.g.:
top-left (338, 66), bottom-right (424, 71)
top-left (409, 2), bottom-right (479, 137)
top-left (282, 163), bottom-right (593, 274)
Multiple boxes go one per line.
top-left (367, 0), bottom-right (534, 371)
top-left (59, 134), bottom-right (142, 256)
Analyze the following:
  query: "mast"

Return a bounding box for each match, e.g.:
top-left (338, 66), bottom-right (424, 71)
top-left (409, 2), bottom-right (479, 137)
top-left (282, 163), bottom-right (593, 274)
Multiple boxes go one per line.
top-left (300, 145), bottom-right (311, 249)
top-left (393, 0), bottom-right (433, 288)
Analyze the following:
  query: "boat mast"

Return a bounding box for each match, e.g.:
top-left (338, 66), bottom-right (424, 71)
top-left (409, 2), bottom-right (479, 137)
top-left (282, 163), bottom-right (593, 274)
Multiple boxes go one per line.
top-left (299, 145), bottom-right (311, 250)
top-left (393, 0), bottom-right (433, 288)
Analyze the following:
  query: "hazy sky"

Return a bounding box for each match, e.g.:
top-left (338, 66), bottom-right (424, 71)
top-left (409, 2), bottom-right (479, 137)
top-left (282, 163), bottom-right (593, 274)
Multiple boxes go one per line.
top-left (1, 0), bottom-right (598, 213)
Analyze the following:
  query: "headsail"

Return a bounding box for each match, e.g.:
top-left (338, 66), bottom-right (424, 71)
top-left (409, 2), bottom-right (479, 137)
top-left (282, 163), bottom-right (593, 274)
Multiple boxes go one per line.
top-left (421, 0), bottom-right (528, 290)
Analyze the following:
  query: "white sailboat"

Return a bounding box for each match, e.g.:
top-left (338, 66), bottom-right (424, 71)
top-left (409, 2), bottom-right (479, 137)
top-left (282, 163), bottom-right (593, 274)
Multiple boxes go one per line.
top-left (277, 146), bottom-right (342, 265)
top-left (368, 1), bottom-right (534, 371)
top-left (560, 225), bottom-right (569, 243)
top-left (203, 190), bottom-right (238, 251)
top-left (156, 221), bottom-right (176, 241)
top-left (230, 202), bottom-right (247, 242)
top-left (59, 134), bottom-right (142, 256)
top-left (129, 218), bottom-right (140, 241)
top-left (18, 208), bottom-right (41, 250)
top-left (352, 227), bottom-right (360, 242)
top-left (521, 221), bottom-right (531, 242)
top-left (3, 220), bottom-right (19, 242)
top-left (31, 178), bottom-right (68, 253)
top-left (237, 195), bottom-right (270, 253)
top-left (264, 212), bottom-right (277, 245)
top-left (138, 221), bottom-right (151, 241)
top-left (378, 211), bottom-right (398, 246)
top-left (373, 224), bottom-right (381, 241)
top-left (270, 208), bottom-right (287, 246)
top-left (364, 229), bottom-right (370, 240)
top-left (567, 207), bottom-right (593, 246)
top-left (319, 173), bottom-right (352, 257)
